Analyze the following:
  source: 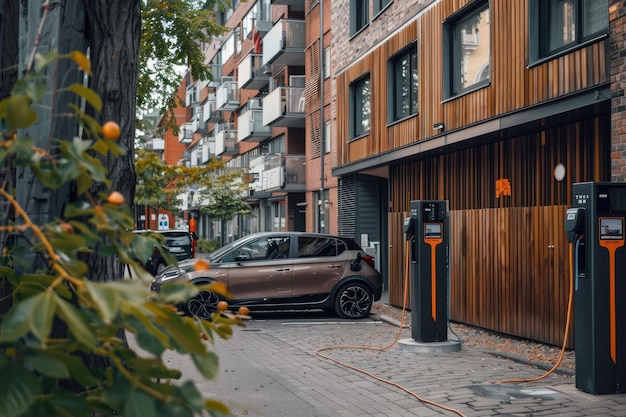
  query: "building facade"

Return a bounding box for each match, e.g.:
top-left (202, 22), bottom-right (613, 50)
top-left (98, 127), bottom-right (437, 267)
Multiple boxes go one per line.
top-left (157, 0), bottom-right (625, 346)
top-left (332, 0), bottom-right (616, 346)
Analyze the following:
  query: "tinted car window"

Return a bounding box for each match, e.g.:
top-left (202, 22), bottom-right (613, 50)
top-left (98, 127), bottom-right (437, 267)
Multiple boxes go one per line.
top-left (223, 236), bottom-right (290, 262)
top-left (298, 237), bottom-right (346, 257)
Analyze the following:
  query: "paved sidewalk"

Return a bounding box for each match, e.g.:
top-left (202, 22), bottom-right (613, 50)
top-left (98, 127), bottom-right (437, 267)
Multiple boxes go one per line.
top-left (170, 311), bottom-right (626, 417)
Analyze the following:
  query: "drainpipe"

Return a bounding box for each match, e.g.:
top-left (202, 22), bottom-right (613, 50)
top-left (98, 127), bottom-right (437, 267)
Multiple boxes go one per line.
top-left (318, 0), bottom-right (325, 233)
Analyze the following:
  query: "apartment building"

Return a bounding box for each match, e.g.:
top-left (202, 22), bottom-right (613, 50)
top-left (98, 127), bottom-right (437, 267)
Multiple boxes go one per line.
top-left (332, 0), bottom-right (620, 346)
top-left (161, 0), bottom-right (626, 345)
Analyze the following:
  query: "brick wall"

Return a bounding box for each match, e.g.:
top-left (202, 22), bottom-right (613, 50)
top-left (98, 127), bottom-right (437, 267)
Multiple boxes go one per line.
top-left (610, 0), bottom-right (626, 182)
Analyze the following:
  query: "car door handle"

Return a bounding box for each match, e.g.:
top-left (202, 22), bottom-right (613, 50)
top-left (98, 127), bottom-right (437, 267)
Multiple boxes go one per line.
top-left (328, 264), bottom-right (341, 269)
top-left (276, 268), bottom-right (290, 271)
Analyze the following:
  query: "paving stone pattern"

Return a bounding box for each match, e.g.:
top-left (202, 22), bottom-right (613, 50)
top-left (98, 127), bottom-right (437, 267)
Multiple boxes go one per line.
top-left (211, 317), bottom-right (626, 417)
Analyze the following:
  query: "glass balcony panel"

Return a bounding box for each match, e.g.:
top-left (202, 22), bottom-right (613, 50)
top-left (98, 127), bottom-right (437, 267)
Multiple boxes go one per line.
top-left (216, 79), bottom-right (239, 110)
top-left (239, 109), bottom-right (271, 142)
top-left (262, 19), bottom-right (305, 67)
top-left (262, 86), bottom-right (305, 127)
top-left (238, 53), bottom-right (270, 90)
top-left (180, 122), bottom-right (193, 144)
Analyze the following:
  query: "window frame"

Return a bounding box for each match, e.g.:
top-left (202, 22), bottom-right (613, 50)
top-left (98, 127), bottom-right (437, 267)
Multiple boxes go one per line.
top-left (388, 42), bottom-right (419, 123)
top-left (528, 0), bottom-right (608, 65)
top-left (442, 0), bottom-right (491, 99)
top-left (350, 0), bottom-right (369, 37)
top-left (374, 0), bottom-right (393, 18)
top-left (349, 73), bottom-right (371, 139)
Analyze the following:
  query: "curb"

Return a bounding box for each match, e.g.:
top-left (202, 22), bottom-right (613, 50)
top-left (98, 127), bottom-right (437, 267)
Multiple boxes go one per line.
top-left (485, 350), bottom-right (576, 376)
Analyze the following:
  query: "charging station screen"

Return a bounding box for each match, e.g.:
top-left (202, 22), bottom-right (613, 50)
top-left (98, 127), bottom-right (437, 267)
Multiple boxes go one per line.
top-left (424, 223), bottom-right (442, 239)
top-left (600, 217), bottom-right (623, 240)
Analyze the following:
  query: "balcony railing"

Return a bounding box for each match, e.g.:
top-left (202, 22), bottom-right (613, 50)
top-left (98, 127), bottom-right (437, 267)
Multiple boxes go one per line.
top-left (205, 95), bottom-right (222, 123)
top-left (192, 109), bottom-right (206, 133)
top-left (215, 123), bottom-right (238, 156)
top-left (248, 154), bottom-right (305, 192)
top-left (180, 122), bottom-right (193, 144)
top-left (238, 53), bottom-right (270, 91)
top-left (238, 100), bottom-right (271, 142)
top-left (216, 78), bottom-right (239, 111)
top-left (270, 0), bottom-right (304, 11)
top-left (262, 19), bottom-right (305, 67)
top-left (263, 86), bottom-right (305, 127)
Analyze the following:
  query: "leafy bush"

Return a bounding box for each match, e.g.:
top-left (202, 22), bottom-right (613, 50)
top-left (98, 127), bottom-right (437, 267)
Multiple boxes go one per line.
top-left (197, 238), bottom-right (220, 254)
top-left (0, 51), bottom-right (241, 416)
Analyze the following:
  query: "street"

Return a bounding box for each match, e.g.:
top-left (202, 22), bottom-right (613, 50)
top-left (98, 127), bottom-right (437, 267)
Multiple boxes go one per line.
top-left (129, 309), bottom-right (626, 417)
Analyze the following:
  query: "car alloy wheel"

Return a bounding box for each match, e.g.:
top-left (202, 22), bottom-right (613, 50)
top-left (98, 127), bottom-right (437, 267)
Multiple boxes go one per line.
top-left (335, 283), bottom-right (373, 319)
top-left (185, 289), bottom-right (220, 320)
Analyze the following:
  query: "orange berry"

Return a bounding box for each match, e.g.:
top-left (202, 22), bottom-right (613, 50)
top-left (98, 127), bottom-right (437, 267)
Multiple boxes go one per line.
top-left (217, 300), bottom-right (229, 312)
top-left (107, 191), bottom-right (125, 205)
top-left (194, 259), bottom-right (211, 271)
top-left (59, 223), bottom-right (74, 234)
top-left (238, 306), bottom-right (250, 316)
top-left (102, 121), bottom-right (121, 140)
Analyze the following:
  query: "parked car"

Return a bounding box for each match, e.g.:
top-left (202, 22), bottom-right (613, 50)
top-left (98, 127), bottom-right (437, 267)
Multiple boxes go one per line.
top-left (134, 229), bottom-right (195, 275)
top-left (150, 232), bottom-right (382, 320)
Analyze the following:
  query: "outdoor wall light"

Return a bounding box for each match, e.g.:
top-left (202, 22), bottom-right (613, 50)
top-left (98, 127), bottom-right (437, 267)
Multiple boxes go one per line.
top-left (433, 122), bottom-right (444, 131)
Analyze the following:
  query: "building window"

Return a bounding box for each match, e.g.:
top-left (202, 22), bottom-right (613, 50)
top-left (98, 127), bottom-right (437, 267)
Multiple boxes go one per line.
top-left (443, 1), bottom-right (490, 98)
top-left (350, 0), bottom-right (369, 36)
top-left (389, 44), bottom-right (418, 122)
top-left (374, 0), bottom-right (392, 16)
top-left (530, 0), bottom-right (608, 63)
top-left (324, 120), bottom-right (331, 153)
top-left (324, 47), bottom-right (331, 79)
top-left (350, 75), bottom-right (371, 138)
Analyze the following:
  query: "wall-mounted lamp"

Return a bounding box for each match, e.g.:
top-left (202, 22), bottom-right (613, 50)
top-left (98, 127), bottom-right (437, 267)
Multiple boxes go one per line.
top-left (433, 122), bottom-right (445, 131)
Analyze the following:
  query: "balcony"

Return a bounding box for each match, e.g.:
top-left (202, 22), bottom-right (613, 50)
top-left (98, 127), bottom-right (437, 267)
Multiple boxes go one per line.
top-left (215, 123), bottom-right (238, 156)
top-left (262, 19), bottom-right (305, 67)
top-left (204, 95), bottom-right (222, 123)
top-left (238, 99), bottom-right (271, 142)
top-left (216, 77), bottom-right (239, 111)
top-left (180, 122), bottom-right (193, 144)
top-left (192, 109), bottom-right (206, 133)
top-left (146, 137), bottom-right (164, 151)
top-left (249, 154), bottom-right (305, 192)
top-left (263, 85), bottom-right (305, 128)
top-left (238, 53), bottom-right (270, 91)
top-left (202, 135), bottom-right (216, 163)
top-left (270, 0), bottom-right (304, 12)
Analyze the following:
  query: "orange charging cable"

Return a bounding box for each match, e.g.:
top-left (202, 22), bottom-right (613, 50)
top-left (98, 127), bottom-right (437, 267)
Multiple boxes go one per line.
top-left (500, 240), bottom-right (576, 383)
top-left (315, 239), bottom-right (467, 417)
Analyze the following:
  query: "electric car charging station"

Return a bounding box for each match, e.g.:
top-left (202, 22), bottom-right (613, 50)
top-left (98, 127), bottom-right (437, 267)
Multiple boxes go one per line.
top-left (567, 182), bottom-right (626, 394)
top-left (399, 200), bottom-right (460, 352)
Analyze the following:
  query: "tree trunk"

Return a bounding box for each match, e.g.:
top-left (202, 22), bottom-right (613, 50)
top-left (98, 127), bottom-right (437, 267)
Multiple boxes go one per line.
top-left (84, 0), bottom-right (140, 282)
top-left (0, 0), bottom-right (19, 317)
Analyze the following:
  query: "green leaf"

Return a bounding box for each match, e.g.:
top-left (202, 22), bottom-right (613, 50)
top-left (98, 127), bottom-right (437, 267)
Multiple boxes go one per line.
top-left (122, 391), bottom-right (157, 417)
top-left (0, 362), bottom-right (40, 417)
top-left (177, 381), bottom-right (204, 413)
top-left (34, 49), bottom-right (57, 72)
top-left (65, 84), bottom-right (102, 112)
top-left (0, 292), bottom-right (54, 343)
top-left (85, 281), bottom-right (124, 324)
top-left (190, 350), bottom-right (219, 380)
top-left (54, 297), bottom-right (98, 349)
top-left (5, 95), bottom-right (38, 130)
top-left (24, 354), bottom-right (71, 379)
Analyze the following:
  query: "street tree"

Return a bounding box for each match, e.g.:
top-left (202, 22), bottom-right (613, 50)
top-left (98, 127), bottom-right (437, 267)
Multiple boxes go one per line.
top-left (135, 148), bottom-right (253, 240)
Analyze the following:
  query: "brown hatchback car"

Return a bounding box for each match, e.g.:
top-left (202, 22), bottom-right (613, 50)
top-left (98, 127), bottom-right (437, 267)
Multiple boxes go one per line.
top-left (150, 232), bottom-right (382, 320)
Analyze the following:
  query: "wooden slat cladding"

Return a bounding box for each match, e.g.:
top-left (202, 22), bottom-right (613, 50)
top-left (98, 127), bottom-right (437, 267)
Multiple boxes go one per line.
top-left (392, 115), bottom-right (610, 211)
top-left (335, 0), bottom-right (609, 167)
top-left (387, 114), bottom-right (609, 346)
